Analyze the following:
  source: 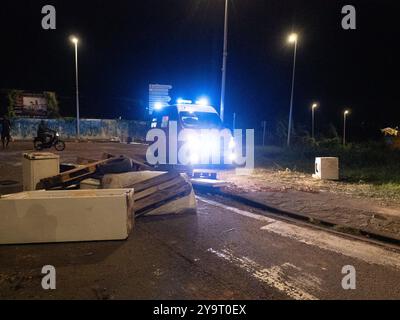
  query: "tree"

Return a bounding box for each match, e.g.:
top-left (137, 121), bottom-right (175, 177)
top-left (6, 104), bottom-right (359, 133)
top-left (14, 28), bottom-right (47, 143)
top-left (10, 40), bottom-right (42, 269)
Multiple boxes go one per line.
top-left (44, 91), bottom-right (60, 118)
top-left (6, 90), bottom-right (23, 117)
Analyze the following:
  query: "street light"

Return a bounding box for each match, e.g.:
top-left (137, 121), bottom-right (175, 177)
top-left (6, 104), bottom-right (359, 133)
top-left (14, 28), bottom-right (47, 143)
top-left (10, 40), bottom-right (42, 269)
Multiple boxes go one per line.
top-left (219, 0), bottom-right (229, 123)
top-left (70, 35), bottom-right (80, 140)
top-left (287, 33), bottom-right (298, 147)
top-left (312, 103), bottom-right (318, 140)
top-left (343, 109), bottom-right (350, 146)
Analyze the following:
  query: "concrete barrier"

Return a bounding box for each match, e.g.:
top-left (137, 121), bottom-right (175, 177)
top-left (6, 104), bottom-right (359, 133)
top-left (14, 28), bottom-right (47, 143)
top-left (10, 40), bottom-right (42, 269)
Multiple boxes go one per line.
top-left (22, 152), bottom-right (60, 191)
top-left (313, 157), bottom-right (339, 180)
top-left (0, 189), bottom-right (134, 245)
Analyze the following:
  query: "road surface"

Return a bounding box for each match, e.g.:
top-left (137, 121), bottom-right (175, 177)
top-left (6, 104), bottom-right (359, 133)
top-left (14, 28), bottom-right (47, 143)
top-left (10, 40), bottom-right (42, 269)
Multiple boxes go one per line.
top-left (1, 194), bottom-right (400, 299)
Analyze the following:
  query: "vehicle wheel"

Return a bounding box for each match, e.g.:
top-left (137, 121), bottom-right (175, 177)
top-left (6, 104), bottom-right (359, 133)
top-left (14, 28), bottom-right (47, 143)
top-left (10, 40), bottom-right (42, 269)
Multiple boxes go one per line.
top-left (55, 140), bottom-right (66, 151)
top-left (34, 140), bottom-right (43, 151)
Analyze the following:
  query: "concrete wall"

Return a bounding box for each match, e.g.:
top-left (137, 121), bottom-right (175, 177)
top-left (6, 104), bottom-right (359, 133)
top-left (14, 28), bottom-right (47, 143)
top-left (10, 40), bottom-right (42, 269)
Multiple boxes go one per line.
top-left (9, 118), bottom-right (148, 141)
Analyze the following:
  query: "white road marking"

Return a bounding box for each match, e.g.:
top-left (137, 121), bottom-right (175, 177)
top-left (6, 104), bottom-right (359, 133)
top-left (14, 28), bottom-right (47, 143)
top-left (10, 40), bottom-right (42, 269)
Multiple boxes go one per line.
top-left (198, 196), bottom-right (400, 270)
top-left (261, 222), bottom-right (400, 270)
top-left (207, 248), bottom-right (319, 300)
top-left (197, 196), bottom-right (276, 224)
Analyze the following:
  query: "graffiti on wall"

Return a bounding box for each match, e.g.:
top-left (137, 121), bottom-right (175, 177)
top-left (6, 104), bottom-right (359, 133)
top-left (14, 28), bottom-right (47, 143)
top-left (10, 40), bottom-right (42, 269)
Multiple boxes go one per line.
top-left (10, 118), bottom-right (148, 141)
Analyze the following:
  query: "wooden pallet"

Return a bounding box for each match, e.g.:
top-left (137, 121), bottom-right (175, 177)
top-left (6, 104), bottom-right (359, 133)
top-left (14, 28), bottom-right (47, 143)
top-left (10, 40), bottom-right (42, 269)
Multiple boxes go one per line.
top-left (127, 171), bottom-right (193, 217)
top-left (36, 158), bottom-right (115, 190)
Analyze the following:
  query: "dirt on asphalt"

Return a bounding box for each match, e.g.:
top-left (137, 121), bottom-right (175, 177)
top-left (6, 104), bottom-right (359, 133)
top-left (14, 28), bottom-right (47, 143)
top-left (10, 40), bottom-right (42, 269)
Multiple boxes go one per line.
top-left (219, 169), bottom-right (400, 240)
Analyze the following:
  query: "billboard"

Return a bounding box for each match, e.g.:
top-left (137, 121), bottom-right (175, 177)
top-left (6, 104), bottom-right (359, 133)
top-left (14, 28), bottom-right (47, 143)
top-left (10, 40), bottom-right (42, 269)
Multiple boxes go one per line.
top-left (22, 96), bottom-right (48, 115)
top-left (11, 92), bottom-right (50, 117)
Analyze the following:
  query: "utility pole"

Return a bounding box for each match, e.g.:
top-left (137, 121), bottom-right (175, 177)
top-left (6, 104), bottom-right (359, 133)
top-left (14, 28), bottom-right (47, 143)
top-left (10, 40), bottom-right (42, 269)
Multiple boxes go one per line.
top-left (312, 103), bottom-right (318, 140)
top-left (287, 33), bottom-right (298, 147)
top-left (70, 36), bottom-right (80, 140)
top-left (220, 0), bottom-right (229, 123)
top-left (343, 110), bottom-right (350, 146)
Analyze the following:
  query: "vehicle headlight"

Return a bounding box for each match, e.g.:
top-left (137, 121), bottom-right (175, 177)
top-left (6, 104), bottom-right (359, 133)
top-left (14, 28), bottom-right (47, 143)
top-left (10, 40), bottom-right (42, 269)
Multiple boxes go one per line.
top-left (56, 133), bottom-right (59, 137)
top-left (188, 134), bottom-right (199, 145)
top-left (190, 153), bottom-right (199, 164)
top-left (229, 138), bottom-right (236, 150)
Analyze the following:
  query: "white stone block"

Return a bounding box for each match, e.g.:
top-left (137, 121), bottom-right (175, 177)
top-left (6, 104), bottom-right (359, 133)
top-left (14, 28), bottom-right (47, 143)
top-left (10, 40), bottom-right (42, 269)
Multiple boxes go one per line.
top-left (0, 189), bottom-right (134, 245)
top-left (314, 157), bottom-right (339, 180)
top-left (23, 153), bottom-right (60, 191)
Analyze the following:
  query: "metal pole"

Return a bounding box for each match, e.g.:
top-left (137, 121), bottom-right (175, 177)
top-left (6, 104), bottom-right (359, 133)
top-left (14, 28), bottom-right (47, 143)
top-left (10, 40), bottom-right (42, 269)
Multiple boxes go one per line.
top-left (343, 113), bottom-right (347, 146)
top-left (233, 112), bottom-right (236, 130)
top-left (312, 107), bottom-right (315, 140)
top-left (287, 40), bottom-right (297, 147)
top-left (220, 0), bottom-right (229, 122)
top-left (74, 42), bottom-right (80, 140)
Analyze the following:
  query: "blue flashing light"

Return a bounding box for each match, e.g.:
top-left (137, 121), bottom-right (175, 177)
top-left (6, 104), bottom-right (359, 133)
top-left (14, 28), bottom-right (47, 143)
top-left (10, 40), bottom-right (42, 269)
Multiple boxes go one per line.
top-left (154, 102), bottom-right (163, 110)
top-left (177, 98), bottom-right (193, 104)
top-left (195, 97), bottom-right (209, 106)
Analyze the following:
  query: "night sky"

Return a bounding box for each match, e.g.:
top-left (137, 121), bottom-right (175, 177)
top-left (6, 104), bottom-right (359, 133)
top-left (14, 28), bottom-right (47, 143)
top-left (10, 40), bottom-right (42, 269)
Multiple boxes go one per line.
top-left (0, 0), bottom-right (399, 140)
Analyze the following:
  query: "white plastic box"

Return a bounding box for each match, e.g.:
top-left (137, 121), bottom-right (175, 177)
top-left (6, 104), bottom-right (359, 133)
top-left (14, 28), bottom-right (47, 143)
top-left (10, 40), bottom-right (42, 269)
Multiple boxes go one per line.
top-left (0, 189), bottom-right (134, 245)
top-left (314, 157), bottom-right (339, 180)
top-left (23, 152), bottom-right (60, 191)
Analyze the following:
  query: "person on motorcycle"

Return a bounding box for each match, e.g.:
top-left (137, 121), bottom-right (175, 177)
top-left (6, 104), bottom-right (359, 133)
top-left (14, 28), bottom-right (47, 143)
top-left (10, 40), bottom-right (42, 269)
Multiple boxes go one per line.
top-left (37, 120), bottom-right (54, 144)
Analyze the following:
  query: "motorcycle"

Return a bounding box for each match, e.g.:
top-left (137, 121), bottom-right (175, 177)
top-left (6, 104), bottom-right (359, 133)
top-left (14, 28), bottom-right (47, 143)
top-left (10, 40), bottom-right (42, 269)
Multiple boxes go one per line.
top-left (34, 131), bottom-right (66, 151)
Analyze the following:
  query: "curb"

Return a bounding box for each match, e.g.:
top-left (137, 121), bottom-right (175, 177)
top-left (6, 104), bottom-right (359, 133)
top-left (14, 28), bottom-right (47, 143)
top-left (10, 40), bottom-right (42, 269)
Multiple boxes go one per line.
top-left (195, 185), bottom-right (400, 248)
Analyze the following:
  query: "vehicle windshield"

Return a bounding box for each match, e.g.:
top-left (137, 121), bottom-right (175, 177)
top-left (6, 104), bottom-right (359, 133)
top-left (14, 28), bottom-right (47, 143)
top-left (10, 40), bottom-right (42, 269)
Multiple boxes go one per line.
top-left (179, 111), bottom-right (222, 129)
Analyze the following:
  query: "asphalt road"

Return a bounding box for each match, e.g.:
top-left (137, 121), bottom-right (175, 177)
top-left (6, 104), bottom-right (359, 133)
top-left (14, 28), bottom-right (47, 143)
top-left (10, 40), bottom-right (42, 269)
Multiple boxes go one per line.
top-left (1, 194), bottom-right (400, 300)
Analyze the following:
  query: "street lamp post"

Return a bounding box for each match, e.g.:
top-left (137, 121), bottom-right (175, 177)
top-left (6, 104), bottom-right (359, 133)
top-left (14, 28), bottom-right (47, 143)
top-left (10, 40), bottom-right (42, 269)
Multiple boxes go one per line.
top-left (287, 33), bottom-right (298, 147)
top-left (219, 0), bottom-right (229, 123)
top-left (312, 103), bottom-right (318, 140)
top-left (343, 110), bottom-right (350, 146)
top-left (70, 36), bottom-right (80, 140)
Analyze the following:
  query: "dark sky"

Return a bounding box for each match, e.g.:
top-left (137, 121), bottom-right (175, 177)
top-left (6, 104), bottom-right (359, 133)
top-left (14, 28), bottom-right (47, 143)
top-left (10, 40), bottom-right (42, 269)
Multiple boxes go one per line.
top-left (0, 0), bottom-right (399, 139)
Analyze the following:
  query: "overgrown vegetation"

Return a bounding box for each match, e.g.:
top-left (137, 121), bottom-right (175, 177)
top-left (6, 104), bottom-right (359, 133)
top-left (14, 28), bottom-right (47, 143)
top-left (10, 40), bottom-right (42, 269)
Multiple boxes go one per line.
top-left (43, 91), bottom-right (60, 118)
top-left (260, 120), bottom-right (400, 190)
top-left (6, 90), bottom-right (23, 117)
top-left (256, 142), bottom-right (400, 187)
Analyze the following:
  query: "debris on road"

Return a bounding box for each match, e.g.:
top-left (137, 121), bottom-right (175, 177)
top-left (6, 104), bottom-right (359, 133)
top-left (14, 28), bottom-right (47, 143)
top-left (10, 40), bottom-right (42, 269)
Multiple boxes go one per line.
top-left (102, 170), bottom-right (196, 217)
top-left (0, 150), bottom-right (196, 245)
top-left (0, 149), bottom-right (196, 244)
top-left (36, 153), bottom-right (151, 190)
top-left (35, 157), bottom-right (113, 190)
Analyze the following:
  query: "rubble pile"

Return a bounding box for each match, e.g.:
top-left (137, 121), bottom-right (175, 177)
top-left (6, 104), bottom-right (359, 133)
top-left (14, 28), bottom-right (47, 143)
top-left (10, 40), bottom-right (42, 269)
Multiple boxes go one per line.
top-left (0, 152), bottom-right (196, 245)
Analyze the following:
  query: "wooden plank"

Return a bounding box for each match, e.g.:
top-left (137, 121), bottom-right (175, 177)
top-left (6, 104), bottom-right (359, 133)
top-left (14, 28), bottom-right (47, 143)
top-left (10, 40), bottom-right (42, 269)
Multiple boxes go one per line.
top-left (131, 157), bottom-right (153, 171)
top-left (129, 171), bottom-right (180, 193)
top-left (76, 157), bottom-right (98, 165)
top-left (102, 152), bottom-right (152, 170)
top-left (133, 176), bottom-right (185, 201)
top-left (37, 158), bottom-right (115, 190)
top-left (134, 182), bottom-right (192, 214)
